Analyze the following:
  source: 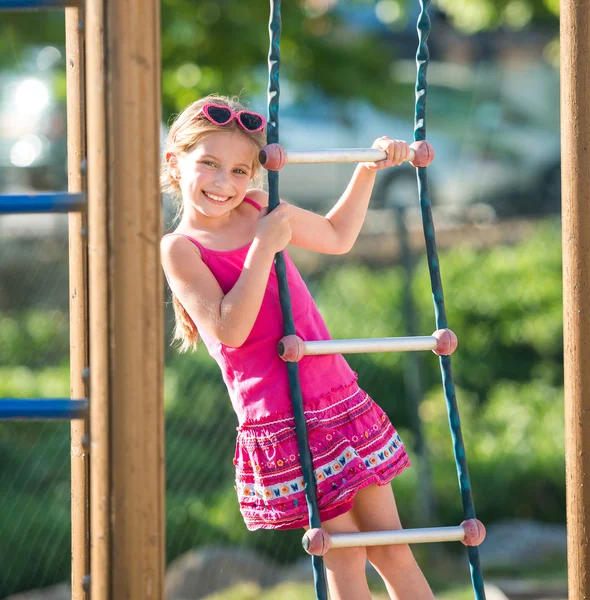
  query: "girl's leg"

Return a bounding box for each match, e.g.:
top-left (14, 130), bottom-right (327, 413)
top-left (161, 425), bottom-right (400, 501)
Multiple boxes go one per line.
top-left (350, 483), bottom-right (435, 600)
top-left (317, 511), bottom-right (373, 600)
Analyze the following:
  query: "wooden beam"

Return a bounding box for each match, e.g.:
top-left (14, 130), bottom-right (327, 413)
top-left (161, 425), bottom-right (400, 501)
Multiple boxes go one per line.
top-left (86, 1), bottom-right (164, 597)
top-left (65, 6), bottom-right (89, 600)
top-left (85, 0), bottom-right (109, 597)
top-left (561, 1), bottom-right (590, 598)
top-left (107, 2), bottom-right (164, 598)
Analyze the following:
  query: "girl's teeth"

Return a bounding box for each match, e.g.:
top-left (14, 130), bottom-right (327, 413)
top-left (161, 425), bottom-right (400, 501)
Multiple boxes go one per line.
top-left (205, 192), bottom-right (230, 202)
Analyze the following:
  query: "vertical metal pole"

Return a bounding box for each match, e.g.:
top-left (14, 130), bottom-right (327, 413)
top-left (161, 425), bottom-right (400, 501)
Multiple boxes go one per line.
top-left (87, 1), bottom-right (165, 598)
top-left (561, 2), bottom-right (590, 598)
top-left (66, 7), bottom-right (89, 600)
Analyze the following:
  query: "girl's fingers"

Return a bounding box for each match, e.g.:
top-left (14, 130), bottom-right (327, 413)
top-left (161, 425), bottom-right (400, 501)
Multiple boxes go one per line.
top-left (388, 144), bottom-right (400, 165)
top-left (261, 204), bottom-right (288, 219)
top-left (386, 141), bottom-right (410, 166)
top-left (366, 138), bottom-right (411, 170)
top-left (392, 142), bottom-right (408, 165)
top-left (403, 143), bottom-right (412, 163)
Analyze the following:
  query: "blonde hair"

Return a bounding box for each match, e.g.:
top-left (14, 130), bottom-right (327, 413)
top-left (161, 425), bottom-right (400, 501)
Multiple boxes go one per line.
top-left (162, 94), bottom-right (267, 353)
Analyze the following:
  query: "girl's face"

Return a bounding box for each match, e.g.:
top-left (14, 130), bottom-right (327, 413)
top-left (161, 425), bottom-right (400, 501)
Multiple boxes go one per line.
top-left (176, 130), bottom-right (258, 220)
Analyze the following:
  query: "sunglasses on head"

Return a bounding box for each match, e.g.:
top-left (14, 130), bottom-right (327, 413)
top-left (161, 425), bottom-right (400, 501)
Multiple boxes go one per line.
top-left (196, 103), bottom-right (266, 133)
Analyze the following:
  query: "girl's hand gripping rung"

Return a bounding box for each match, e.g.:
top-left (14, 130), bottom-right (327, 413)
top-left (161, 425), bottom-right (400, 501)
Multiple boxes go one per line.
top-left (259, 140), bottom-right (434, 171)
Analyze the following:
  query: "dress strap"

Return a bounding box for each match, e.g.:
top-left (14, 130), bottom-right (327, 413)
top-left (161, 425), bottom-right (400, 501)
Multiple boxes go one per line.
top-left (243, 196), bottom-right (262, 211)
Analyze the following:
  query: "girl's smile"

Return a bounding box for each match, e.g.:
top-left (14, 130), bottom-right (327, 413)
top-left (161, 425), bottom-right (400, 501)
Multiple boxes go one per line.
top-left (202, 191), bottom-right (232, 203)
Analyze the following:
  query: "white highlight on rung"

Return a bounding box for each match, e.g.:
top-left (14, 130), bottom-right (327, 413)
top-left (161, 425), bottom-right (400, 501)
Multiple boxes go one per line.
top-left (330, 526), bottom-right (466, 549)
top-left (304, 336), bottom-right (438, 356)
top-left (281, 148), bottom-right (411, 164)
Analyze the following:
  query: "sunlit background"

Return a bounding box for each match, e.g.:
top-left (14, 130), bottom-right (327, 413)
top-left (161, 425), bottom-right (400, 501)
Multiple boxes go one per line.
top-left (0, 1), bottom-right (563, 599)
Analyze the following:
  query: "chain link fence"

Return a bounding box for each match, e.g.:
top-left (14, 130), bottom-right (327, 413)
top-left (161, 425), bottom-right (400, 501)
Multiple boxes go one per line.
top-left (0, 225), bottom-right (73, 598)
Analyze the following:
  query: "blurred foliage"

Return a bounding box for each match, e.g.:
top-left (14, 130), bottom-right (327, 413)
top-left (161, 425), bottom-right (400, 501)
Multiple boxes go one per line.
top-left (0, 310), bottom-right (69, 368)
top-left (0, 1), bottom-right (405, 118)
top-left (0, 0), bottom-right (560, 122)
top-left (314, 219), bottom-right (564, 528)
top-left (0, 220), bottom-right (564, 596)
top-left (433, 0), bottom-right (559, 33)
top-left (315, 220), bottom-right (562, 418)
top-left (0, 420), bottom-right (71, 595)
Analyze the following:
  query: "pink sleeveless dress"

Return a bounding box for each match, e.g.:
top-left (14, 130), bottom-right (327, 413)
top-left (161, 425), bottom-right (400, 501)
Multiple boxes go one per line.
top-left (165, 197), bottom-right (409, 530)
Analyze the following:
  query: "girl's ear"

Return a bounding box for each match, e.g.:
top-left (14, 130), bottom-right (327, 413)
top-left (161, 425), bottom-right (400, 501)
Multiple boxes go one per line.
top-left (166, 152), bottom-right (180, 180)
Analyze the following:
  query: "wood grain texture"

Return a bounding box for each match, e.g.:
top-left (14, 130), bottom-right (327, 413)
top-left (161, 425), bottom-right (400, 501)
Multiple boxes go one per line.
top-left (87, 0), bottom-right (164, 597)
top-left (65, 7), bottom-right (90, 600)
top-left (561, 1), bottom-right (590, 598)
top-left (85, 0), bottom-right (110, 598)
top-left (106, 1), bottom-right (164, 597)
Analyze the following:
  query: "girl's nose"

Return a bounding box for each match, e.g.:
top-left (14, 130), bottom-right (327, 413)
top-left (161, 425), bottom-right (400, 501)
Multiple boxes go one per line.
top-left (214, 169), bottom-right (230, 188)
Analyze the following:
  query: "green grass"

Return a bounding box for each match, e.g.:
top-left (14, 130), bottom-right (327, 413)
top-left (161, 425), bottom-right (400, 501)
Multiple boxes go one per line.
top-left (200, 580), bottom-right (478, 600)
top-left (201, 582), bottom-right (316, 600)
top-left (197, 556), bottom-right (569, 600)
top-left (435, 586), bottom-right (477, 600)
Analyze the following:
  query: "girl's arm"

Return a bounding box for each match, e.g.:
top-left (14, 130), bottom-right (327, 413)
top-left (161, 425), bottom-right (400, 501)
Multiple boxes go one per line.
top-left (249, 136), bottom-right (410, 255)
top-left (161, 205), bottom-right (291, 348)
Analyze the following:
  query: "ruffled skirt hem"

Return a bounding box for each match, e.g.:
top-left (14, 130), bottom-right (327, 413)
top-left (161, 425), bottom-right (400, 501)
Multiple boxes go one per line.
top-left (241, 450), bottom-right (410, 531)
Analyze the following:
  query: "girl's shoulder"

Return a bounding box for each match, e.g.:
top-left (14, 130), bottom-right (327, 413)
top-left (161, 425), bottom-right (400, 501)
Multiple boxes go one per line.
top-left (160, 232), bottom-right (204, 269)
top-left (246, 188), bottom-right (269, 208)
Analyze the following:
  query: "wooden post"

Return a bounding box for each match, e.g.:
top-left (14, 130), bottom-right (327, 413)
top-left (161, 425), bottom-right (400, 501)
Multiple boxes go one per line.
top-left (85, 1), bottom-right (109, 596)
top-left (65, 7), bottom-right (90, 600)
top-left (561, 1), bottom-right (590, 598)
top-left (86, 1), bottom-right (164, 598)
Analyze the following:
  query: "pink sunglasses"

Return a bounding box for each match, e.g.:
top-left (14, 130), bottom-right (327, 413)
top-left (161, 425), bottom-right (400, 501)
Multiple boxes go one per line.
top-left (195, 103), bottom-right (266, 133)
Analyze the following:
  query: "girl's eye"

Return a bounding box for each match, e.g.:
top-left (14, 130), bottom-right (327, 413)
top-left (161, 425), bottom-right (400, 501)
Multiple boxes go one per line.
top-left (234, 169), bottom-right (248, 176)
top-left (202, 160), bottom-right (216, 167)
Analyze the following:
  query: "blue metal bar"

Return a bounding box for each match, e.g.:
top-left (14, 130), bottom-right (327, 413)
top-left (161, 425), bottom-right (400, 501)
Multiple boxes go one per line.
top-left (413, 1), bottom-right (486, 598)
top-left (0, 192), bottom-right (85, 214)
top-left (0, 399), bottom-right (88, 420)
top-left (0, 0), bottom-right (80, 9)
top-left (267, 1), bottom-right (328, 598)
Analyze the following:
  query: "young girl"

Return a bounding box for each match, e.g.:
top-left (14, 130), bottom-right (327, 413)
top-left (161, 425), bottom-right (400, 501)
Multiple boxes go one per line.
top-left (161, 94), bottom-right (434, 600)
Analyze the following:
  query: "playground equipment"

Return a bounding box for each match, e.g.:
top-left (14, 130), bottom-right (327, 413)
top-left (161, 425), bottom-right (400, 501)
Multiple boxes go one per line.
top-left (561, 2), bottom-right (590, 598)
top-left (259, 139), bottom-right (435, 171)
top-left (0, 0), bottom-right (587, 598)
top-left (262, 1), bottom-right (489, 598)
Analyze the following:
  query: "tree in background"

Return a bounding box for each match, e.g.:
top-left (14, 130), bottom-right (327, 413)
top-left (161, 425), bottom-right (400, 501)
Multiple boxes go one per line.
top-left (434, 0), bottom-right (558, 33)
top-left (0, 0), bottom-right (559, 119)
